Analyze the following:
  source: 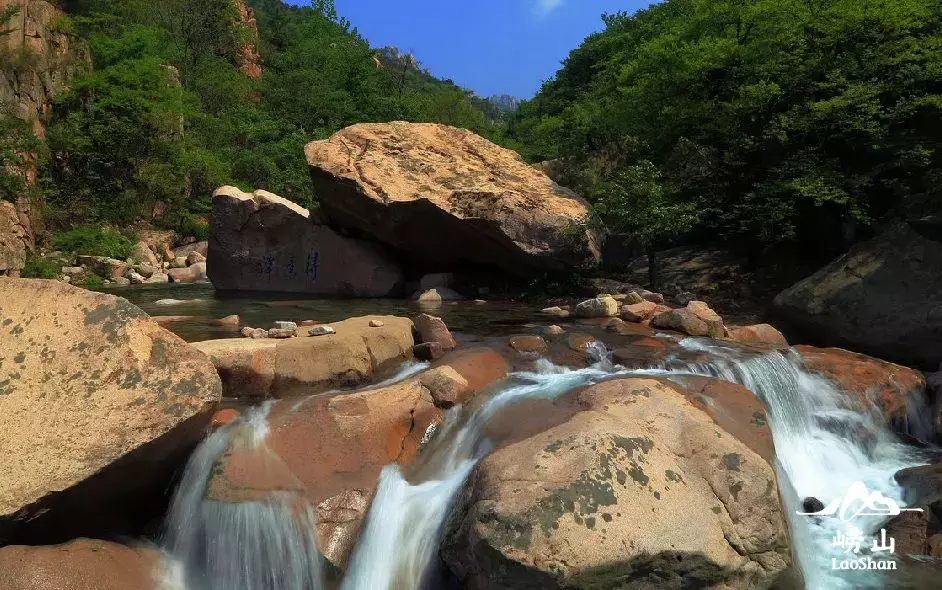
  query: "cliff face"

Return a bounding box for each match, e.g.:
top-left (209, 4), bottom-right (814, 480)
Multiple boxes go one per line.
top-left (234, 0), bottom-right (262, 79)
top-left (1, 0), bottom-right (89, 248)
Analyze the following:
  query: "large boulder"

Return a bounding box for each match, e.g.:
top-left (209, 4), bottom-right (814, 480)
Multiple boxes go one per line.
top-left (206, 347), bottom-right (509, 568)
top-left (305, 123), bottom-right (599, 275)
top-left (773, 223), bottom-right (942, 368)
top-left (207, 186), bottom-right (403, 296)
top-left (442, 377), bottom-right (790, 589)
top-left (795, 345), bottom-right (927, 431)
top-left (0, 539), bottom-right (158, 590)
top-left (0, 278), bottom-right (221, 544)
top-left (193, 315), bottom-right (415, 399)
top-left (167, 261), bottom-right (207, 283)
top-left (0, 200), bottom-right (29, 277)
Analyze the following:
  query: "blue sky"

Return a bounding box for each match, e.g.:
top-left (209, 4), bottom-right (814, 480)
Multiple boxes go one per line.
top-left (284, 1), bottom-right (651, 98)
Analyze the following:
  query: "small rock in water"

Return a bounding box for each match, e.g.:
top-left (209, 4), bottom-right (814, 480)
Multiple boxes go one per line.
top-left (413, 342), bottom-right (445, 361)
top-left (273, 321), bottom-right (298, 331)
top-left (508, 335), bottom-right (548, 355)
top-left (240, 327), bottom-right (254, 338)
top-left (802, 497), bottom-right (825, 514)
top-left (269, 328), bottom-right (297, 339)
top-left (250, 328), bottom-right (269, 339)
top-left (114, 277), bottom-right (131, 287)
top-left (574, 296), bottom-right (619, 318)
top-left (215, 315), bottom-right (240, 326)
top-left (127, 272), bottom-right (145, 285)
top-left (154, 299), bottom-right (187, 306)
top-left (540, 306), bottom-right (570, 318)
top-left (369, 319), bottom-right (385, 327)
top-left (308, 326), bottom-right (336, 337)
top-left (544, 325), bottom-right (565, 336)
top-left (300, 319), bottom-right (319, 326)
top-left (473, 299), bottom-right (486, 304)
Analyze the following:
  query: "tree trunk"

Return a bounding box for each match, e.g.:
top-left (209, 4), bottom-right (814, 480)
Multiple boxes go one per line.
top-left (647, 247), bottom-right (658, 290)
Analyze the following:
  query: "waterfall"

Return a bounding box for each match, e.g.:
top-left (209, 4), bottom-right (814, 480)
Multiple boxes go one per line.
top-left (157, 402), bottom-right (326, 590)
top-left (158, 338), bottom-right (929, 590)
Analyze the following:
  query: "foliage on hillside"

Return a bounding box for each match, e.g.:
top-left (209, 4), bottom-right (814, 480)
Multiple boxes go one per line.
top-left (510, 0), bottom-right (942, 265)
top-left (34, 0), bottom-right (506, 232)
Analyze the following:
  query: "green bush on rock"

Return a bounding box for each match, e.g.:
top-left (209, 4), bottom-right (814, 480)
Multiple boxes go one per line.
top-left (52, 227), bottom-right (134, 260)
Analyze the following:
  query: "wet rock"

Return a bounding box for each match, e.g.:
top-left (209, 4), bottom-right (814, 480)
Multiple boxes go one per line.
top-left (442, 378), bottom-right (790, 589)
top-left (621, 300), bottom-right (658, 323)
top-left (686, 301), bottom-right (724, 336)
top-left (508, 335), bottom-right (548, 355)
top-left (544, 325), bottom-right (565, 336)
top-left (0, 279), bottom-right (221, 544)
top-left (540, 306), bottom-right (570, 319)
top-left (773, 223), bottom-right (942, 368)
top-left (651, 308), bottom-right (710, 337)
top-left (413, 313), bottom-right (457, 351)
top-left (211, 408), bottom-right (241, 430)
top-left (802, 497), bottom-right (825, 514)
top-left (215, 315), bottom-right (240, 327)
top-left (206, 348), bottom-right (508, 568)
top-left (196, 316), bottom-right (414, 399)
top-left (208, 186), bottom-right (403, 296)
top-left (0, 539), bottom-right (159, 590)
top-left (795, 345), bottom-right (926, 430)
top-left (574, 296), bottom-right (619, 318)
top-left (885, 510), bottom-right (931, 557)
top-left (306, 122), bottom-right (599, 275)
top-left (414, 287), bottom-right (464, 302)
top-left (728, 324), bottom-right (788, 348)
top-left (420, 366), bottom-right (470, 408)
top-left (414, 342), bottom-right (445, 361)
top-left (300, 320), bottom-right (319, 327)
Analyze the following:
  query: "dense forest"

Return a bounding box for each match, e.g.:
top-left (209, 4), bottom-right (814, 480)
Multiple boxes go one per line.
top-left (2, 0), bottom-right (508, 241)
top-left (509, 0), bottom-right (942, 270)
top-left (2, 0), bottom-right (941, 280)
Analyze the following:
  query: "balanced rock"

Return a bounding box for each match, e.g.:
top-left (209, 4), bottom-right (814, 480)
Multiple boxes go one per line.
top-left (773, 223), bottom-right (942, 368)
top-left (305, 123), bottom-right (599, 275)
top-left (0, 279), bottom-right (221, 544)
top-left (207, 186), bottom-right (403, 296)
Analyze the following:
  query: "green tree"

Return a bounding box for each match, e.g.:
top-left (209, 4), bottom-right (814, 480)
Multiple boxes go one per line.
top-left (592, 161), bottom-right (699, 288)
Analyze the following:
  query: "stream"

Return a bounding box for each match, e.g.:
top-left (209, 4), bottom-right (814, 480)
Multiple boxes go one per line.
top-left (119, 284), bottom-right (930, 590)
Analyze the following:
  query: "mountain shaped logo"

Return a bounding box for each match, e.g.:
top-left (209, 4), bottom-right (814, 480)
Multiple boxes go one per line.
top-left (797, 481), bottom-right (924, 522)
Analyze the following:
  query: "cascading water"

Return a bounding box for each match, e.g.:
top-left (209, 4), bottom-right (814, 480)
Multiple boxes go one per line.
top-left (159, 338), bottom-right (929, 590)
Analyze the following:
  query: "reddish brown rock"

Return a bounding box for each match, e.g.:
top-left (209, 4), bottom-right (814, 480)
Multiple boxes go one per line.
top-left (305, 122), bottom-right (599, 275)
top-left (620, 300), bottom-right (658, 323)
top-left (167, 261), bottom-right (207, 283)
top-left (651, 308), bottom-right (710, 337)
top-left (687, 300), bottom-right (724, 335)
top-left (205, 348), bottom-right (509, 567)
top-left (413, 313), bottom-right (457, 351)
top-left (414, 342), bottom-right (445, 361)
top-left (508, 334), bottom-right (548, 355)
top-left (0, 539), bottom-right (158, 590)
top-left (0, 201), bottom-right (30, 276)
top-left (210, 408), bottom-right (241, 430)
top-left (728, 324), bottom-right (788, 348)
top-left (795, 345), bottom-right (926, 427)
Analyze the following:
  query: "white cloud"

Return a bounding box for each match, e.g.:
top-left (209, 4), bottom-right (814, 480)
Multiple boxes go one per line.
top-left (534, 0), bottom-right (566, 17)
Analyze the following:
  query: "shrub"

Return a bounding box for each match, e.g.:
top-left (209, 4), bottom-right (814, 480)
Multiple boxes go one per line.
top-left (178, 213), bottom-right (210, 241)
top-left (82, 273), bottom-right (104, 290)
top-left (21, 256), bottom-right (60, 279)
top-left (52, 227), bottom-right (134, 260)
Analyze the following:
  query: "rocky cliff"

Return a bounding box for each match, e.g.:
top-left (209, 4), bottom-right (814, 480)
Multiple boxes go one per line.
top-left (234, 0), bottom-right (262, 79)
top-left (0, 0), bottom-right (89, 250)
